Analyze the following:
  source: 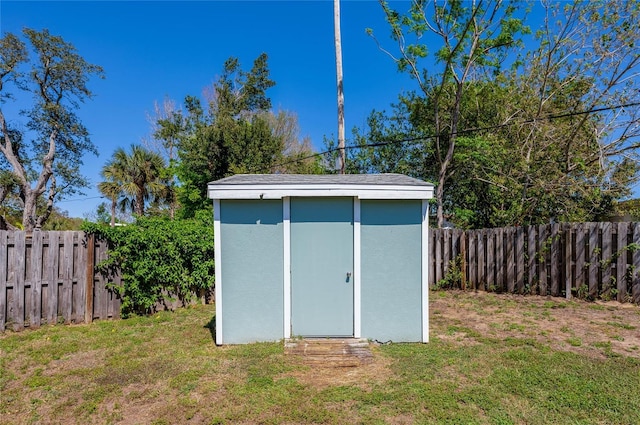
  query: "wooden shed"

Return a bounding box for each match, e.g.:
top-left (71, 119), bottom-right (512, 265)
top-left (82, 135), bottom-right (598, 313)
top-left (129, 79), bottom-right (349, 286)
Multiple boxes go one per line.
top-left (208, 174), bottom-right (434, 344)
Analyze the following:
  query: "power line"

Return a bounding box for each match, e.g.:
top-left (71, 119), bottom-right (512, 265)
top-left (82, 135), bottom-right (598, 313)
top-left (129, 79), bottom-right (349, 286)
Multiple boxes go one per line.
top-left (57, 195), bottom-right (104, 203)
top-left (260, 101), bottom-right (640, 172)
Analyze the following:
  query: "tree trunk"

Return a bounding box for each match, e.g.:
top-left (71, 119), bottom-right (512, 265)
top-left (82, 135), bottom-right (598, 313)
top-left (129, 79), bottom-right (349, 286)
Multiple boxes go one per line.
top-left (135, 191), bottom-right (145, 216)
top-left (110, 197), bottom-right (116, 227)
top-left (334, 0), bottom-right (345, 174)
top-left (22, 191), bottom-right (37, 232)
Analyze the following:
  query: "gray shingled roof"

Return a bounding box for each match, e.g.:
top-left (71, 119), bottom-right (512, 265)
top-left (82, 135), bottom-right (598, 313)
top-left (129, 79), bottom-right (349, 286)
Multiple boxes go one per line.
top-left (209, 173), bottom-right (433, 187)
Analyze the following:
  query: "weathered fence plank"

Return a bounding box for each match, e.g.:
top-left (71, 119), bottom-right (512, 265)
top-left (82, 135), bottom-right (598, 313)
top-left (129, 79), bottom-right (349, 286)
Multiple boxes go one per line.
top-left (616, 223), bottom-right (628, 302)
top-left (0, 232), bottom-right (7, 331)
top-left (633, 223), bottom-right (640, 303)
top-left (527, 226), bottom-right (537, 294)
top-left (564, 224), bottom-right (572, 299)
top-left (495, 228), bottom-right (504, 292)
top-left (477, 230), bottom-right (486, 291)
top-left (61, 232), bottom-right (74, 324)
top-left (550, 223), bottom-right (562, 297)
top-left (434, 230), bottom-right (443, 285)
top-left (46, 232), bottom-right (60, 324)
top-left (468, 231), bottom-right (477, 289)
top-left (14, 232), bottom-right (26, 331)
top-left (506, 228), bottom-right (515, 293)
top-left (85, 233), bottom-right (95, 323)
top-left (74, 233), bottom-right (86, 323)
top-left (538, 225), bottom-right (549, 296)
top-left (601, 222), bottom-right (613, 299)
top-left (30, 232), bottom-right (44, 328)
top-left (575, 223), bottom-right (586, 294)
top-left (486, 230), bottom-right (495, 290)
top-left (516, 227), bottom-right (524, 294)
top-left (588, 223), bottom-right (599, 298)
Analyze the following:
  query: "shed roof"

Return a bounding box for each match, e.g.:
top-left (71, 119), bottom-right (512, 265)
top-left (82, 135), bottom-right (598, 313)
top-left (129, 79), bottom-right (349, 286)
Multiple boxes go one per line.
top-left (208, 174), bottom-right (434, 200)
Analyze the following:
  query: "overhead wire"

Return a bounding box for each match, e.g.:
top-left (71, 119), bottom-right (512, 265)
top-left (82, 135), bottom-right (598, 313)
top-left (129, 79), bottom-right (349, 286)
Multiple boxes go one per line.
top-left (261, 100), bottom-right (640, 172)
top-left (50, 100), bottom-right (640, 203)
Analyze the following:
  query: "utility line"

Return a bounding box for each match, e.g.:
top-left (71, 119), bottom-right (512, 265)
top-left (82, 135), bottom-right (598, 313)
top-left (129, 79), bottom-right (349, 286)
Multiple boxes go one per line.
top-left (261, 100), bottom-right (640, 172)
top-left (44, 100), bottom-right (640, 203)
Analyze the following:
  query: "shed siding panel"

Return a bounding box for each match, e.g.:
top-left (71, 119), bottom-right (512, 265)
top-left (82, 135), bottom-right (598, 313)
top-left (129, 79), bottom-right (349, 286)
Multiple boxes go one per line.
top-left (361, 200), bottom-right (422, 342)
top-left (220, 200), bottom-right (284, 343)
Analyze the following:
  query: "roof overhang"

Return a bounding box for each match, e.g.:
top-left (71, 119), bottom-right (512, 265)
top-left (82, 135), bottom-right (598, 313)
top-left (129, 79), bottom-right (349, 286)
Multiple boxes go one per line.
top-left (208, 183), bottom-right (433, 200)
top-left (208, 174), bottom-right (434, 200)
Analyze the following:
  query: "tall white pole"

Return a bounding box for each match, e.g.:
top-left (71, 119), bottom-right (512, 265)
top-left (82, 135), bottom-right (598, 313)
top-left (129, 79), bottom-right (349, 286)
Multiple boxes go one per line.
top-left (334, 0), bottom-right (345, 174)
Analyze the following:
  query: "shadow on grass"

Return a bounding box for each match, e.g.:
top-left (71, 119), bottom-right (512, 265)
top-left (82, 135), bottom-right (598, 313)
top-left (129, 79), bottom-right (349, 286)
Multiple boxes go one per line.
top-left (204, 315), bottom-right (217, 344)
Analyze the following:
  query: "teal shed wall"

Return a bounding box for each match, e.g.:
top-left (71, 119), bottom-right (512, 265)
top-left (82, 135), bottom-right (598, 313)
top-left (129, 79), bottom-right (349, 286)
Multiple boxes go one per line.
top-left (219, 200), bottom-right (283, 343)
top-left (360, 200), bottom-right (423, 342)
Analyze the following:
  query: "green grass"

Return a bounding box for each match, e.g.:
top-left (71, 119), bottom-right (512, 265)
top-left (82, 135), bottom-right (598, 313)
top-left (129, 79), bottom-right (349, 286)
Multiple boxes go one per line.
top-left (1, 294), bottom-right (640, 424)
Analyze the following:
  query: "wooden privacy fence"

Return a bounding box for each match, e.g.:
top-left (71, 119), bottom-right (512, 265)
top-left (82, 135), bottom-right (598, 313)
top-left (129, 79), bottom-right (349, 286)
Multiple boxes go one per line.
top-left (0, 231), bottom-right (121, 332)
top-left (429, 223), bottom-right (640, 303)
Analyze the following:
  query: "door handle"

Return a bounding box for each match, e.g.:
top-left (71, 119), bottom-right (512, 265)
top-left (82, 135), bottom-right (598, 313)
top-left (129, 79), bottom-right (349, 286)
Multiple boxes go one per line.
top-left (346, 272), bottom-right (351, 282)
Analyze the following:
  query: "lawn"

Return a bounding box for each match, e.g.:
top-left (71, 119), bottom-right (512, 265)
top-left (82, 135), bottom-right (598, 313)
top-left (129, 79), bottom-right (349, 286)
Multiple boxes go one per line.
top-left (1, 290), bottom-right (639, 424)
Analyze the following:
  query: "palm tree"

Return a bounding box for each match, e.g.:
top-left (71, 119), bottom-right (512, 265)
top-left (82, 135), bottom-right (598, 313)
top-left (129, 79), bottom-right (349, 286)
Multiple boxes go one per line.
top-left (97, 176), bottom-right (121, 227)
top-left (99, 145), bottom-right (167, 219)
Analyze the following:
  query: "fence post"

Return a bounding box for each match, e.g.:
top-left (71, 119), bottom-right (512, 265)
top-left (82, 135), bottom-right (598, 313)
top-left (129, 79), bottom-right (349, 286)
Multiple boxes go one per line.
top-left (85, 233), bottom-right (95, 324)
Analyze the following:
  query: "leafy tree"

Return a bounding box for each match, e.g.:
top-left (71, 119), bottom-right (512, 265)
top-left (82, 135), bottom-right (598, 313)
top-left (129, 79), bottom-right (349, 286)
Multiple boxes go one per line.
top-left (368, 0), bottom-right (528, 227)
top-left (99, 145), bottom-right (168, 217)
top-left (352, 0), bottom-right (640, 228)
top-left (151, 54), bottom-right (323, 218)
top-left (0, 28), bottom-right (103, 231)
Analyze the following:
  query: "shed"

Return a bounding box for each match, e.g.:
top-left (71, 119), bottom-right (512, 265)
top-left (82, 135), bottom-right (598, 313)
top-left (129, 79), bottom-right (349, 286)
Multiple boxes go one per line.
top-left (208, 174), bottom-right (434, 344)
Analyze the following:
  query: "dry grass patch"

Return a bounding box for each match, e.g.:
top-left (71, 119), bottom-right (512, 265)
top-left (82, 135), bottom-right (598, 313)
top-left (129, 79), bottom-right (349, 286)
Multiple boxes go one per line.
top-left (2, 292), bottom-right (640, 424)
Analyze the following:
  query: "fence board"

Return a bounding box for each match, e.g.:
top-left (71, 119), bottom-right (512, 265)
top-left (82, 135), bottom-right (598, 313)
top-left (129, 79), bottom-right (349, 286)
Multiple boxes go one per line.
top-left (486, 230), bottom-right (495, 290)
top-left (74, 233), bottom-right (86, 323)
top-left (95, 240), bottom-right (109, 320)
top-left (85, 234), bottom-right (95, 323)
top-left (550, 224), bottom-right (560, 297)
top-left (564, 224), bottom-right (572, 299)
top-left (516, 227), bottom-right (524, 294)
top-left (633, 223), bottom-right (640, 303)
top-left (527, 226), bottom-right (537, 294)
top-left (477, 230), bottom-right (486, 291)
top-left (13, 233), bottom-right (26, 331)
top-left (506, 228), bottom-right (515, 293)
top-left (575, 223), bottom-right (586, 294)
top-left (616, 223), bottom-right (628, 302)
top-left (588, 223), bottom-right (599, 298)
top-left (435, 230), bottom-right (443, 285)
top-left (61, 232), bottom-right (74, 324)
top-left (30, 232), bottom-right (44, 328)
top-left (0, 232), bottom-right (7, 331)
top-left (443, 230), bottom-right (451, 278)
top-left (496, 228), bottom-right (505, 292)
top-left (46, 232), bottom-right (60, 324)
top-left (468, 231), bottom-right (477, 289)
top-left (538, 225), bottom-right (549, 296)
top-left (601, 222), bottom-right (612, 299)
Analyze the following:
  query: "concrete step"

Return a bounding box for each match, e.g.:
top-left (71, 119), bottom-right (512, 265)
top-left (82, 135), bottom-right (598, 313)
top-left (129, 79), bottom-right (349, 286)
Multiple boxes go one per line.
top-left (285, 338), bottom-right (374, 367)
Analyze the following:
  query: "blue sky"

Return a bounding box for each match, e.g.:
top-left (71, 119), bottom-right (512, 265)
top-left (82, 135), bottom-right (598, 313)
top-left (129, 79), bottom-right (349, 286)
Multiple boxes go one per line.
top-left (2, 0), bottom-right (417, 218)
top-left (3, 1), bottom-right (639, 220)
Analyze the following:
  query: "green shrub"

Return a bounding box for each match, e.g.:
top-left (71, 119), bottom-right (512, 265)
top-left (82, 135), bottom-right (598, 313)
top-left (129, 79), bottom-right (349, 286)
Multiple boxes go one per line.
top-left (83, 212), bottom-right (215, 317)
